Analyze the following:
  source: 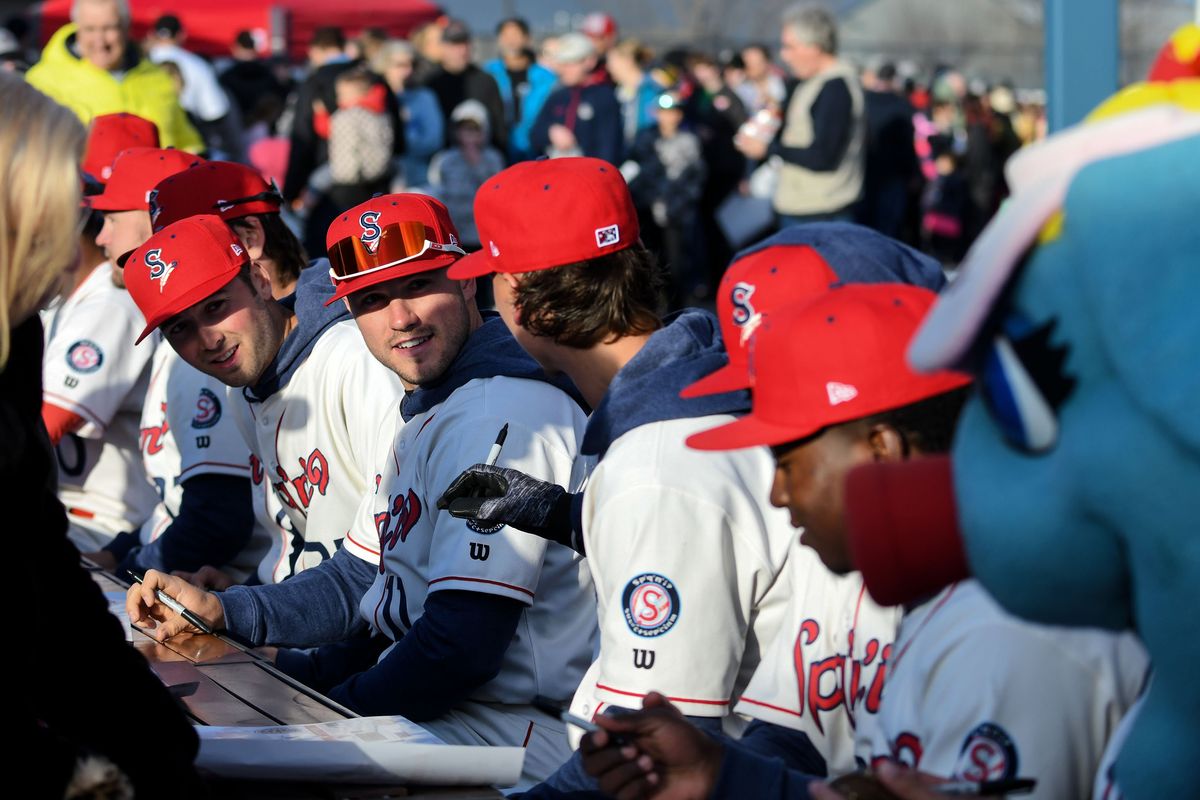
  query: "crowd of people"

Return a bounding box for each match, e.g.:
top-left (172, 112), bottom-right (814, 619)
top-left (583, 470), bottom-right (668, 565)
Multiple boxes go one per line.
top-left (4, 1), bottom-right (1045, 305)
top-left (10, 2), bottom-right (1152, 800)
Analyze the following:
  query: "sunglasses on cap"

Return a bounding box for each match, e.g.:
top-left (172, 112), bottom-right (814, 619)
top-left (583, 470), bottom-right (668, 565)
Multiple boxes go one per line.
top-left (328, 220), bottom-right (466, 281)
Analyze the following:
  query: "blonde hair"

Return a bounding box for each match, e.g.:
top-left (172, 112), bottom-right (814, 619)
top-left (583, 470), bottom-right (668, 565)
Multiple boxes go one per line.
top-left (0, 75), bottom-right (85, 369)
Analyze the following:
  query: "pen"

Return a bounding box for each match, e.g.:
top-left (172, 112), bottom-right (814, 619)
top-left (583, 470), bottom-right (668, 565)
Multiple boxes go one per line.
top-left (533, 698), bottom-right (628, 744)
top-left (936, 777), bottom-right (1036, 796)
top-left (485, 423), bottom-right (509, 467)
top-left (128, 571), bottom-right (215, 635)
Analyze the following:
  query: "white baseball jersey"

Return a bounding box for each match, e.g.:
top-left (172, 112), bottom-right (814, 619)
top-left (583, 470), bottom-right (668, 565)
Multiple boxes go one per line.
top-left (227, 319), bottom-right (402, 583)
top-left (137, 338), bottom-right (273, 582)
top-left (735, 547), bottom-right (902, 776)
top-left (569, 414), bottom-right (794, 728)
top-left (866, 580), bottom-right (1148, 799)
top-left (353, 375), bottom-right (597, 783)
top-left (42, 262), bottom-right (157, 550)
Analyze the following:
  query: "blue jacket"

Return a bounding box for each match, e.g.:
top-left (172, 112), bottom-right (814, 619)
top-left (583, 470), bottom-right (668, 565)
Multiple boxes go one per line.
top-left (397, 86), bottom-right (444, 187)
top-left (530, 80), bottom-right (625, 166)
top-left (483, 58), bottom-right (557, 162)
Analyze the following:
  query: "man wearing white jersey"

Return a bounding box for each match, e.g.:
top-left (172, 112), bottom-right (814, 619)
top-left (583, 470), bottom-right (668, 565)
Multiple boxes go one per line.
top-left (141, 162), bottom-right (400, 584)
top-left (43, 146), bottom-right (199, 551)
top-left (581, 285), bottom-right (1144, 800)
top-left (126, 197), bottom-right (597, 788)
top-left (441, 158), bottom-right (797, 795)
top-left (78, 150), bottom-right (276, 583)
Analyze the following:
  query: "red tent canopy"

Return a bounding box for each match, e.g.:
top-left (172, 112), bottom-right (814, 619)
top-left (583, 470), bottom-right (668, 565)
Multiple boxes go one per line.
top-left (36, 0), bottom-right (443, 62)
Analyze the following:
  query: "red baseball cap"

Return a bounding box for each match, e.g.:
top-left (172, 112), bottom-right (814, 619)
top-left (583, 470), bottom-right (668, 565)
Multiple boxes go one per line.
top-left (82, 113), bottom-right (160, 183)
top-left (150, 161), bottom-right (284, 231)
top-left (325, 194), bottom-right (466, 306)
top-left (681, 245), bottom-right (839, 399)
top-left (90, 148), bottom-right (204, 212)
top-left (125, 215), bottom-right (252, 344)
top-left (687, 284), bottom-right (971, 451)
top-left (447, 157), bottom-right (638, 280)
top-left (580, 12), bottom-right (617, 39)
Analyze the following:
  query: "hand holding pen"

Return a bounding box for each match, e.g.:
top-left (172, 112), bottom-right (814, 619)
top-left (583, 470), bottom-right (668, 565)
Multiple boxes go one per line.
top-left (126, 569), bottom-right (225, 642)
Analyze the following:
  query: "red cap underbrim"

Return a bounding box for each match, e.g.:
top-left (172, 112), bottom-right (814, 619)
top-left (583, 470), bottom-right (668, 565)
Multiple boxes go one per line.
top-left (686, 411), bottom-right (816, 452)
top-left (135, 267), bottom-right (242, 344)
top-left (324, 251), bottom-right (461, 306)
top-left (679, 363), bottom-right (749, 399)
top-left (446, 249), bottom-right (498, 280)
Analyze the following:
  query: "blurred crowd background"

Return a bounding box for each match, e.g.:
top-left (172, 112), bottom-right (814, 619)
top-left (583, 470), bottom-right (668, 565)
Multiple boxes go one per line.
top-left (1, 0), bottom-right (1193, 309)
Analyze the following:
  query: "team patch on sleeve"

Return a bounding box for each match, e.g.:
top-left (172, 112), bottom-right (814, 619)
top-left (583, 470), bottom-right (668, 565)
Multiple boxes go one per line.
top-left (191, 387), bottom-right (222, 429)
top-left (622, 573), bottom-right (680, 637)
top-left (65, 339), bottom-right (104, 373)
top-left (466, 518), bottom-right (505, 534)
top-left (953, 722), bottom-right (1018, 782)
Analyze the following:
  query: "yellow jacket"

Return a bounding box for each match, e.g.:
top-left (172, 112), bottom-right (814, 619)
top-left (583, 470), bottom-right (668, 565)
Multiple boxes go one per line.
top-left (27, 24), bottom-right (204, 152)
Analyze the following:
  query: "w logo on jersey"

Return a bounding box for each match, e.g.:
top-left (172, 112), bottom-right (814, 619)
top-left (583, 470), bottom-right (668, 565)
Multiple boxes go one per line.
top-left (144, 248), bottom-right (177, 292)
top-left (360, 211), bottom-right (382, 250)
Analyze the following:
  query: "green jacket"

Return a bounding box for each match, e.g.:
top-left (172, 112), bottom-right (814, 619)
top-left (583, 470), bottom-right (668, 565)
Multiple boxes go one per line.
top-left (27, 24), bottom-right (203, 152)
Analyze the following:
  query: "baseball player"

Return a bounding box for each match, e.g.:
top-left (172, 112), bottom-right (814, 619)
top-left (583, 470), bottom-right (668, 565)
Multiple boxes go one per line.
top-left (70, 150), bottom-right (277, 582)
top-left (126, 199), bottom-right (598, 788)
top-left (43, 146), bottom-right (200, 551)
top-left (139, 162), bottom-right (401, 584)
top-left (616, 283), bottom-right (1144, 799)
top-left (439, 158), bottom-right (802, 795)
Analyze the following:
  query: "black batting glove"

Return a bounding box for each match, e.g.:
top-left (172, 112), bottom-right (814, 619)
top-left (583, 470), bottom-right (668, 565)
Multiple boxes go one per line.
top-left (436, 463), bottom-right (581, 552)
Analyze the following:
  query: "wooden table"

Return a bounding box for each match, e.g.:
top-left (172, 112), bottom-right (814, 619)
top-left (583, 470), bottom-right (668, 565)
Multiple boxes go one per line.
top-left (93, 567), bottom-right (502, 799)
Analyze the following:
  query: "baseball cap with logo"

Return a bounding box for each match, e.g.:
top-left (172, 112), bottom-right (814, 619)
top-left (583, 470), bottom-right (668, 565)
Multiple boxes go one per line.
top-left (580, 12), bottom-right (617, 39)
top-left (150, 161), bottom-right (283, 231)
top-left (682, 223), bottom-right (948, 399)
top-left (325, 194), bottom-right (466, 305)
top-left (125, 215), bottom-right (251, 343)
top-left (89, 148), bottom-right (204, 212)
top-left (448, 157), bottom-right (638, 280)
top-left (686, 284), bottom-right (971, 451)
top-left (82, 113), bottom-right (160, 184)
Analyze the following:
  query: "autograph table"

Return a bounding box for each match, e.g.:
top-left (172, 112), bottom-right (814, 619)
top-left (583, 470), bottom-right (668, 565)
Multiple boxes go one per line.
top-left (92, 565), bottom-right (502, 799)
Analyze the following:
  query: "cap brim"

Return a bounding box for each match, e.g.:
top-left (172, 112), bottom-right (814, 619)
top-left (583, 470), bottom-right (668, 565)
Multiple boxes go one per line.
top-left (325, 252), bottom-right (461, 306)
top-left (88, 191), bottom-right (139, 212)
top-left (685, 412), bottom-right (816, 452)
top-left (679, 363), bottom-right (749, 399)
top-left (446, 249), bottom-right (498, 280)
top-left (135, 268), bottom-right (241, 344)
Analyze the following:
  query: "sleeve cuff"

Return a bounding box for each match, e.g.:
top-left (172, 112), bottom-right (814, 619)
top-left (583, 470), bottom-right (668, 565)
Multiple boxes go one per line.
top-left (217, 586), bottom-right (266, 645)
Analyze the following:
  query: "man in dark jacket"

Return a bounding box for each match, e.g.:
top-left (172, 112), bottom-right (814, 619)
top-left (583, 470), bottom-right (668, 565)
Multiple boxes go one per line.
top-left (529, 33), bottom-right (623, 165)
top-left (424, 19), bottom-right (507, 153)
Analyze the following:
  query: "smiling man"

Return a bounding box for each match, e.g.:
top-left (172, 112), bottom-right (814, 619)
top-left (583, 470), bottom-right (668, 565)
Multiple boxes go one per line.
top-left (126, 197), bottom-right (597, 789)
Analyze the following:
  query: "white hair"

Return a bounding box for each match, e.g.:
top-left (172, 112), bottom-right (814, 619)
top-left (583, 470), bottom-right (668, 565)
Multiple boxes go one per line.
top-left (782, 4), bottom-right (839, 55)
top-left (71, 0), bottom-right (131, 29)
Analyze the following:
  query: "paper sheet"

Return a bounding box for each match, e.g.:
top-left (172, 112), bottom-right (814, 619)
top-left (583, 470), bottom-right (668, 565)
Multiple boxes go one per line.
top-left (196, 715), bottom-right (524, 786)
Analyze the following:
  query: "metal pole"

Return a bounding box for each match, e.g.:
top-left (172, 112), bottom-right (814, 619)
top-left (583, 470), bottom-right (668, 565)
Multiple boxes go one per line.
top-left (1044, 0), bottom-right (1120, 132)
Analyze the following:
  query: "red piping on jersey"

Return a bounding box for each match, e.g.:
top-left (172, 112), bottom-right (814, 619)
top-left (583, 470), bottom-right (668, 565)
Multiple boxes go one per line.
top-left (428, 575), bottom-right (535, 598)
top-left (178, 461), bottom-right (252, 480)
top-left (66, 506), bottom-right (96, 519)
top-left (273, 406), bottom-right (287, 464)
top-left (269, 528), bottom-right (288, 580)
top-left (43, 391), bottom-right (106, 431)
top-left (738, 696), bottom-right (801, 717)
top-left (521, 720), bottom-right (535, 748)
top-left (595, 684), bottom-right (730, 706)
top-left (346, 529), bottom-right (381, 556)
top-left (416, 413), bottom-right (437, 440)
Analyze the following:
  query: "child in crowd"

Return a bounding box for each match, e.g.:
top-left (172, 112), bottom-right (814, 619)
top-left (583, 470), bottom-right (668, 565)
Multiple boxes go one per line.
top-left (427, 99), bottom-right (505, 250)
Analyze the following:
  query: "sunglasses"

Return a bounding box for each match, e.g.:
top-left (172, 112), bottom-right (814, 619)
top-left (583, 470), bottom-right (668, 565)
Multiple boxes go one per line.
top-left (328, 220), bottom-right (465, 281)
top-left (214, 187), bottom-right (284, 213)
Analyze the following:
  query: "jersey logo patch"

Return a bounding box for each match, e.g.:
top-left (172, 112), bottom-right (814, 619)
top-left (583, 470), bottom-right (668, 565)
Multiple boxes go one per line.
top-left (66, 339), bottom-right (104, 373)
top-left (469, 542), bottom-right (491, 561)
top-left (143, 248), bottom-right (177, 292)
top-left (622, 573), bottom-right (680, 638)
top-left (954, 722), bottom-right (1018, 782)
top-left (191, 387), bottom-right (222, 429)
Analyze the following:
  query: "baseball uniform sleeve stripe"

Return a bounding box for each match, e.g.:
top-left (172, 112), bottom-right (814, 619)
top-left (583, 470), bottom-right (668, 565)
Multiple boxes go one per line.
top-left (595, 683), bottom-right (730, 706)
top-left (428, 575), bottom-right (536, 599)
top-left (345, 529), bottom-right (381, 558)
top-left (739, 696), bottom-right (802, 717)
top-left (43, 392), bottom-right (107, 433)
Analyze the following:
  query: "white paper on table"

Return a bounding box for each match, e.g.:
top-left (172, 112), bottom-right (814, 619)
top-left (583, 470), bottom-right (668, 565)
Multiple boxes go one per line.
top-left (195, 715), bottom-right (525, 786)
